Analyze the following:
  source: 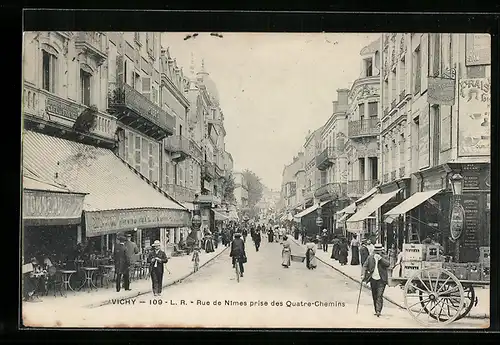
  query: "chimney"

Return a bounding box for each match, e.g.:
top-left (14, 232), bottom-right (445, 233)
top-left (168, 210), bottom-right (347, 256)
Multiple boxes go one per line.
top-left (337, 88), bottom-right (350, 112)
top-left (332, 101), bottom-right (338, 114)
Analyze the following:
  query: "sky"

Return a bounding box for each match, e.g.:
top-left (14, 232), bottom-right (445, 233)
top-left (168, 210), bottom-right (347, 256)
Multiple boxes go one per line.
top-left (162, 33), bottom-right (380, 191)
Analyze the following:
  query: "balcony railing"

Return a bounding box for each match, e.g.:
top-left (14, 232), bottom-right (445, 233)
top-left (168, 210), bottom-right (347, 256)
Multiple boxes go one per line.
top-left (348, 119), bottom-right (379, 138)
top-left (391, 170), bottom-right (397, 181)
top-left (74, 32), bottom-right (108, 63)
top-left (23, 84), bottom-right (116, 141)
top-left (166, 184), bottom-right (196, 203)
top-left (391, 99), bottom-right (397, 110)
top-left (215, 161), bottom-right (224, 177)
top-left (347, 180), bottom-right (378, 197)
top-left (189, 139), bottom-right (203, 162)
top-left (108, 83), bottom-right (174, 140)
top-left (165, 135), bottom-right (190, 161)
top-left (316, 146), bottom-right (335, 170)
top-left (399, 90), bottom-right (406, 103)
top-left (399, 166), bottom-right (405, 178)
top-left (314, 183), bottom-right (347, 200)
top-left (203, 161), bottom-right (216, 181)
top-left (383, 173), bottom-right (389, 183)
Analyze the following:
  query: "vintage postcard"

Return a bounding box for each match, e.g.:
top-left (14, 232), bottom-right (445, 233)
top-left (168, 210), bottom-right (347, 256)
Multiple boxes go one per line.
top-left (21, 31), bottom-right (490, 329)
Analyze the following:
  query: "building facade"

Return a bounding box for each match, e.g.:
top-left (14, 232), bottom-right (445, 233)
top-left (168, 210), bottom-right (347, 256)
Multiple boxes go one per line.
top-left (233, 172), bottom-right (249, 210)
top-left (279, 152), bottom-right (305, 215)
top-left (303, 128), bottom-right (322, 209)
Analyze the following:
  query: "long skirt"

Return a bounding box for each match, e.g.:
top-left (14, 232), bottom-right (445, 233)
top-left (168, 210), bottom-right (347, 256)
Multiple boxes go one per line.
top-left (350, 245), bottom-right (360, 265)
top-left (282, 249), bottom-right (291, 267)
top-left (305, 249), bottom-right (317, 269)
top-left (339, 249), bottom-right (348, 265)
top-left (205, 239), bottom-right (215, 253)
top-left (331, 244), bottom-right (339, 259)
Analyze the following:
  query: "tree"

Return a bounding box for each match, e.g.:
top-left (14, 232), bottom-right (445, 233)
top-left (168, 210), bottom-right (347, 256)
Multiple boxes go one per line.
top-left (243, 169), bottom-right (264, 219)
top-left (222, 172), bottom-right (236, 204)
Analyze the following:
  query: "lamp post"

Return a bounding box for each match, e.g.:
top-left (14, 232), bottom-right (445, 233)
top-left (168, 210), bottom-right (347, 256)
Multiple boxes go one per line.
top-left (449, 173), bottom-right (464, 262)
top-left (192, 194), bottom-right (202, 247)
top-left (316, 202), bottom-right (323, 239)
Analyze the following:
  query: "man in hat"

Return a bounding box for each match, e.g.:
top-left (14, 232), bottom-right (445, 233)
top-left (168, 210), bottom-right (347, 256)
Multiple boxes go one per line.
top-left (125, 232), bottom-right (140, 265)
top-left (321, 229), bottom-right (329, 252)
top-left (230, 232), bottom-right (246, 277)
top-left (114, 235), bottom-right (131, 292)
top-left (359, 239), bottom-right (370, 266)
top-left (148, 240), bottom-right (168, 297)
top-left (361, 243), bottom-right (390, 317)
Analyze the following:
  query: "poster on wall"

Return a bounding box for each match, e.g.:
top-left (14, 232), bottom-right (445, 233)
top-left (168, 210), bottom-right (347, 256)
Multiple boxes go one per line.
top-left (465, 34), bottom-right (491, 66)
top-left (418, 105), bottom-right (430, 169)
top-left (458, 78), bottom-right (490, 156)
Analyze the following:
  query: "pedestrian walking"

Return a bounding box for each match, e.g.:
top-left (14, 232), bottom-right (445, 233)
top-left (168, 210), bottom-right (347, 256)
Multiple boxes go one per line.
top-left (361, 243), bottom-right (390, 317)
top-left (125, 232), bottom-right (140, 281)
top-left (305, 237), bottom-right (318, 270)
top-left (294, 226), bottom-right (299, 241)
top-left (148, 240), bottom-right (168, 297)
top-left (253, 230), bottom-right (262, 252)
top-left (268, 227), bottom-right (274, 242)
top-left (360, 239), bottom-right (370, 266)
top-left (338, 237), bottom-right (348, 266)
top-left (331, 235), bottom-right (340, 260)
top-left (300, 228), bottom-right (307, 245)
top-left (350, 234), bottom-right (360, 266)
top-left (281, 235), bottom-right (291, 268)
top-left (321, 229), bottom-right (329, 252)
top-left (114, 236), bottom-right (131, 292)
top-left (366, 238), bottom-right (375, 255)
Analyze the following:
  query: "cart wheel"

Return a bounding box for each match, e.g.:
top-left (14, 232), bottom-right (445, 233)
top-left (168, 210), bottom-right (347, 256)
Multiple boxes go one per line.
top-left (404, 267), bottom-right (465, 327)
top-left (420, 282), bottom-right (475, 322)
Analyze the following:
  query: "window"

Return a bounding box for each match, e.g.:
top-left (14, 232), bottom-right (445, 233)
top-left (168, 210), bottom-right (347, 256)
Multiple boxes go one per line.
top-left (413, 46), bottom-right (422, 94)
top-left (133, 72), bottom-right (141, 91)
top-left (368, 102), bottom-right (378, 118)
top-left (320, 171), bottom-right (327, 185)
top-left (80, 69), bottom-right (92, 106)
top-left (399, 57), bottom-right (406, 95)
top-left (152, 86), bottom-right (158, 105)
top-left (142, 76), bottom-right (151, 100)
top-left (141, 138), bottom-right (149, 175)
top-left (134, 135), bottom-right (141, 171)
top-left (430, 34), bottom-right (441, 77)
top-left (364, 58), bottom-right (373, 77)
top-left (432, 105), bottom-right (441, 166)
top-left (42, 50), bottom-right (57, 93)
top-left (358, 104), bottom-right (365, 120)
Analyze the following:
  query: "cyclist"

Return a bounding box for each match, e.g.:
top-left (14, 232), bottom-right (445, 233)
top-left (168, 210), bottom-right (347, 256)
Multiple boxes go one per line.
top-left (230, 232), bottom-right (246, 278)
top-left (191, 244), bottom-right (201, 272)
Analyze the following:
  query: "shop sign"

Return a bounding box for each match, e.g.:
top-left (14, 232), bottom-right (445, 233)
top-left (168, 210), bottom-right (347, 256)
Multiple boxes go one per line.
top-left (23, 190), bottom-right (85, 220)
top-left (458, 78), bottom-right (490, 156)
top-left (45, 95), bottom-right (82, 120)
top-left (346, 220), bottom-right (364, 234)
top-left (427, 77), bottom-right (456, 106)
top-left (449, 202), bottom-right (464, 241)
top-left (465, 34), bottom-right (491, 66)
top-left (85, 208), bottom-right (191, 237)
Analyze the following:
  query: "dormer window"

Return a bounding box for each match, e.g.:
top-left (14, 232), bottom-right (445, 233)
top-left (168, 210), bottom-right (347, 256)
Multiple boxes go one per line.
top-left (364, 58), bottom-right (373, 77)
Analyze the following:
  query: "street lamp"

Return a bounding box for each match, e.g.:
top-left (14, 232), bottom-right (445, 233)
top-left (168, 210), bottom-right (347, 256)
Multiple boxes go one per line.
top-left (316, 202), bottom-right (323, 238)
top-left (192, 194), bottom-right (202, 247)
top-left (448, 173), bottom-right (464, 262)
top-left (449, 173), bottom-right (463, 196)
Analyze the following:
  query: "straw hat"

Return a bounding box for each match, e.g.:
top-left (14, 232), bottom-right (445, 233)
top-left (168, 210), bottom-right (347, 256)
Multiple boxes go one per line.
top-left (152, 240), bottom-right (161, 247)
top-left (374, 244), bottom-right (384, 252)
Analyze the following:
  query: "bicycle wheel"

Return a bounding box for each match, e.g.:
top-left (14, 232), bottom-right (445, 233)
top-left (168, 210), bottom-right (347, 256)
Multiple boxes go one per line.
top-left (235, 260), bottom-right (240, 282)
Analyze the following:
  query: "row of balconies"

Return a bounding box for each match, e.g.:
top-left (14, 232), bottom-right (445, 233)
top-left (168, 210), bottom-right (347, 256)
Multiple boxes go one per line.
top-left (316, 147), bottom-right (336, 170)
top-left (347, 118), bottom-right (379, 139)
top-left (382, 166), bottom-right (406, 184)
top-left (165, 184), bottom-right (197, 203)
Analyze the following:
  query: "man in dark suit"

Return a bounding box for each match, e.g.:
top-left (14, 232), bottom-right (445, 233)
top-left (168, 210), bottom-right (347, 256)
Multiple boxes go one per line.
top-left (230, 232), bottom-right (246, 277)
top-left (114, 236), bottom-right (131, 292)
top-left (148, 240), bottom-right (169, 297)
top-left (361, 243), bottom-right (390, 317)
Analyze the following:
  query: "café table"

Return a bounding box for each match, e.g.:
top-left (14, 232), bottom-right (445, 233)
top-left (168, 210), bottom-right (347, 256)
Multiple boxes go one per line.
top-left (60, 269), bottom-right (77, 293)
top-left (100, 265), bottom-right (115, 288)
top-left (79, 267), bottom-right (99, 292)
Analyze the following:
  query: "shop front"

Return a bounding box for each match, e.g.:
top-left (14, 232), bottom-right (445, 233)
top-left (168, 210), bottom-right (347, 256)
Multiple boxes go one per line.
top-left (294, 200), bottom-right (332, 237)
top-left (336, 187), bottom-right (378, 237)
top-left (22, 175), bottom-right (87, 263)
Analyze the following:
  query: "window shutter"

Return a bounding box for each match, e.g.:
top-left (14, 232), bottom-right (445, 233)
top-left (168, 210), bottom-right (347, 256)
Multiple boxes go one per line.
top-left (142, 76), bottom-right (151, 100)
top-left (421, 34), bottom-right (429, 94)
top-left (116, 55), bottom-right (124, 85)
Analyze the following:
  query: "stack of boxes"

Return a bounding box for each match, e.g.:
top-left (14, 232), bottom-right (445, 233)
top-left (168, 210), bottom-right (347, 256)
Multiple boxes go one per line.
top-left (402, 243), bottom-right (444, 279)
top-left (442, 246), bottom-right (490, 282)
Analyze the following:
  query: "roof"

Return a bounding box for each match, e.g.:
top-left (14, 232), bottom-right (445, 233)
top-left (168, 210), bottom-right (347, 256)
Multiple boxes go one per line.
top-left (23, 131), bottom-right (186, 213)
top-left (360, 37), bottom-right (381, 55)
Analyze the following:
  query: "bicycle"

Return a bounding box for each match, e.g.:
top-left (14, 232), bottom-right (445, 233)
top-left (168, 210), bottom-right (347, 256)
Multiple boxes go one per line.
top-left (234, 257), bottom-right (241, 283)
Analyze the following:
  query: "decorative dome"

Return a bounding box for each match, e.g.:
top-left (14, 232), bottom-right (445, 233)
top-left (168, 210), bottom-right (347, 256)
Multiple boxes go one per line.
top-left (197, 59), bottom-right (220, 105)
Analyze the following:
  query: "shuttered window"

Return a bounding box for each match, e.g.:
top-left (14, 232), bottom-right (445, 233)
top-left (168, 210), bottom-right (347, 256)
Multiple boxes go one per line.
top-left (142, 76), bottom-right (151, 100)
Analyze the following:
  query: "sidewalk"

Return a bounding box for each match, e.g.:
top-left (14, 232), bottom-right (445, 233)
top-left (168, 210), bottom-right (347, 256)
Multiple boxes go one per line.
top-left (290, 239), bottom-right (489, 320)
top-left (23, 245), bottom-right (229, 310)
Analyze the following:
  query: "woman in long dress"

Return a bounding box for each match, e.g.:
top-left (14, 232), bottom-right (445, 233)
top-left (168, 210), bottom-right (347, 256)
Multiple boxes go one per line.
top-left (305, 238), bottom-right (318, 270)
top-left (281, 235), bottom-right (291, 268)
top-left (204, 234), bottom-right (215, 253)
top-left (350, 235), bottom-right (360, 265)
top-left (338, 237), bottom-right (348, 265)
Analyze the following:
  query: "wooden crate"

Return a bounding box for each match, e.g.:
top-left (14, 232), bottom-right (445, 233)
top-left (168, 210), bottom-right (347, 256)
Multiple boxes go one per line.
top-left (466, 263), bottom-right (481, 281)
top-left (422, 261), bottom-right (443, 278)
top-left (444, 263), bottom-right (468, 280)
top-left (402, 261), bottom-right (422, 278)
top-left (403, 244), bottom-right (424, 261)
top-left (424, 244), bottom-right (441, 262)
top-left (480, 264), bottom-right (490, 282)
top-left (479, 247), bottom-right (490, 267)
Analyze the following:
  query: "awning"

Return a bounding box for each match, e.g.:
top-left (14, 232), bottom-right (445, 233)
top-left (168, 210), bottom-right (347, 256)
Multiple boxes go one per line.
top-left (347, 189), bottom-right (401, 223)
top-left (294, 200), bottom-right (332, 219)
top-left (214, 210), bottom-right (230, 221)
top-left (337, 213), bottom-right (350, 223)
top-left (23, 131), bottom-right (190, 236)
top-left (335, 187), bottom-right (378, 216)
top-left (23, 172), bottom-right (87, 225)
top-left (336, 203), bottom-right (356, 216)
top-left (182, 202), bottom-right (195, 211)
top-left (384, 189), bottom-right (442, 223)
top-left (356, 187), bottom-right (379, 205)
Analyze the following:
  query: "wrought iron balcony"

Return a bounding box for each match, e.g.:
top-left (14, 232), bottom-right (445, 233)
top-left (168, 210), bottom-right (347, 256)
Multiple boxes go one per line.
top-left (74, 32), bottom-right (108, 64)
top-left (399, 166), bottom-right (405, 178)
top-left (316, 146), bottom-right (336, 170)
top-left (189, 139), bottom-right (203, 162)
top-left (399, 90), bottom-right (406, 103)
top-left (391, 170), bottom-right (397, 181)
top-left (197, 194), bottom-right (222, 206)
top-left (314, 183), bottom-right (347, 201)
top-left (23, 84), bottom-right (116, 143)
top-left (108, 83), bottom-right (175, 140)
top-left (215, 161), bottom-right (225, 177)
top-left (383, 107), bottom-right (389, 117)
top-left (203, 161), bottom-right (216, 181)
top-left (164, 135), bottom-right (190, 162)
top-left (347, 180), bottom-right (378, 197)
top-left (166, 184), bottom-right (196, 203)
top-left (383, 173), bottom-right (389, 183)
top-left (391, 99), bottom-right (397, 110)
top-left (348, 119), bottom-right (379, 139)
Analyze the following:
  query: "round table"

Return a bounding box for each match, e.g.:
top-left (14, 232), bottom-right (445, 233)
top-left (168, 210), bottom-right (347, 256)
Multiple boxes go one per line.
top-left (79, 267), bottom-right (99, 292)
top-left (60, 269), bottom-right (77, 293)
top-left (100, 265), bottom-right (115, 288)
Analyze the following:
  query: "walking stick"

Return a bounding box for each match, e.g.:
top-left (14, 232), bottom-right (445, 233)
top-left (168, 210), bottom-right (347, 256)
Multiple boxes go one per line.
top-left (356, 277), bottom-right (364, 314)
